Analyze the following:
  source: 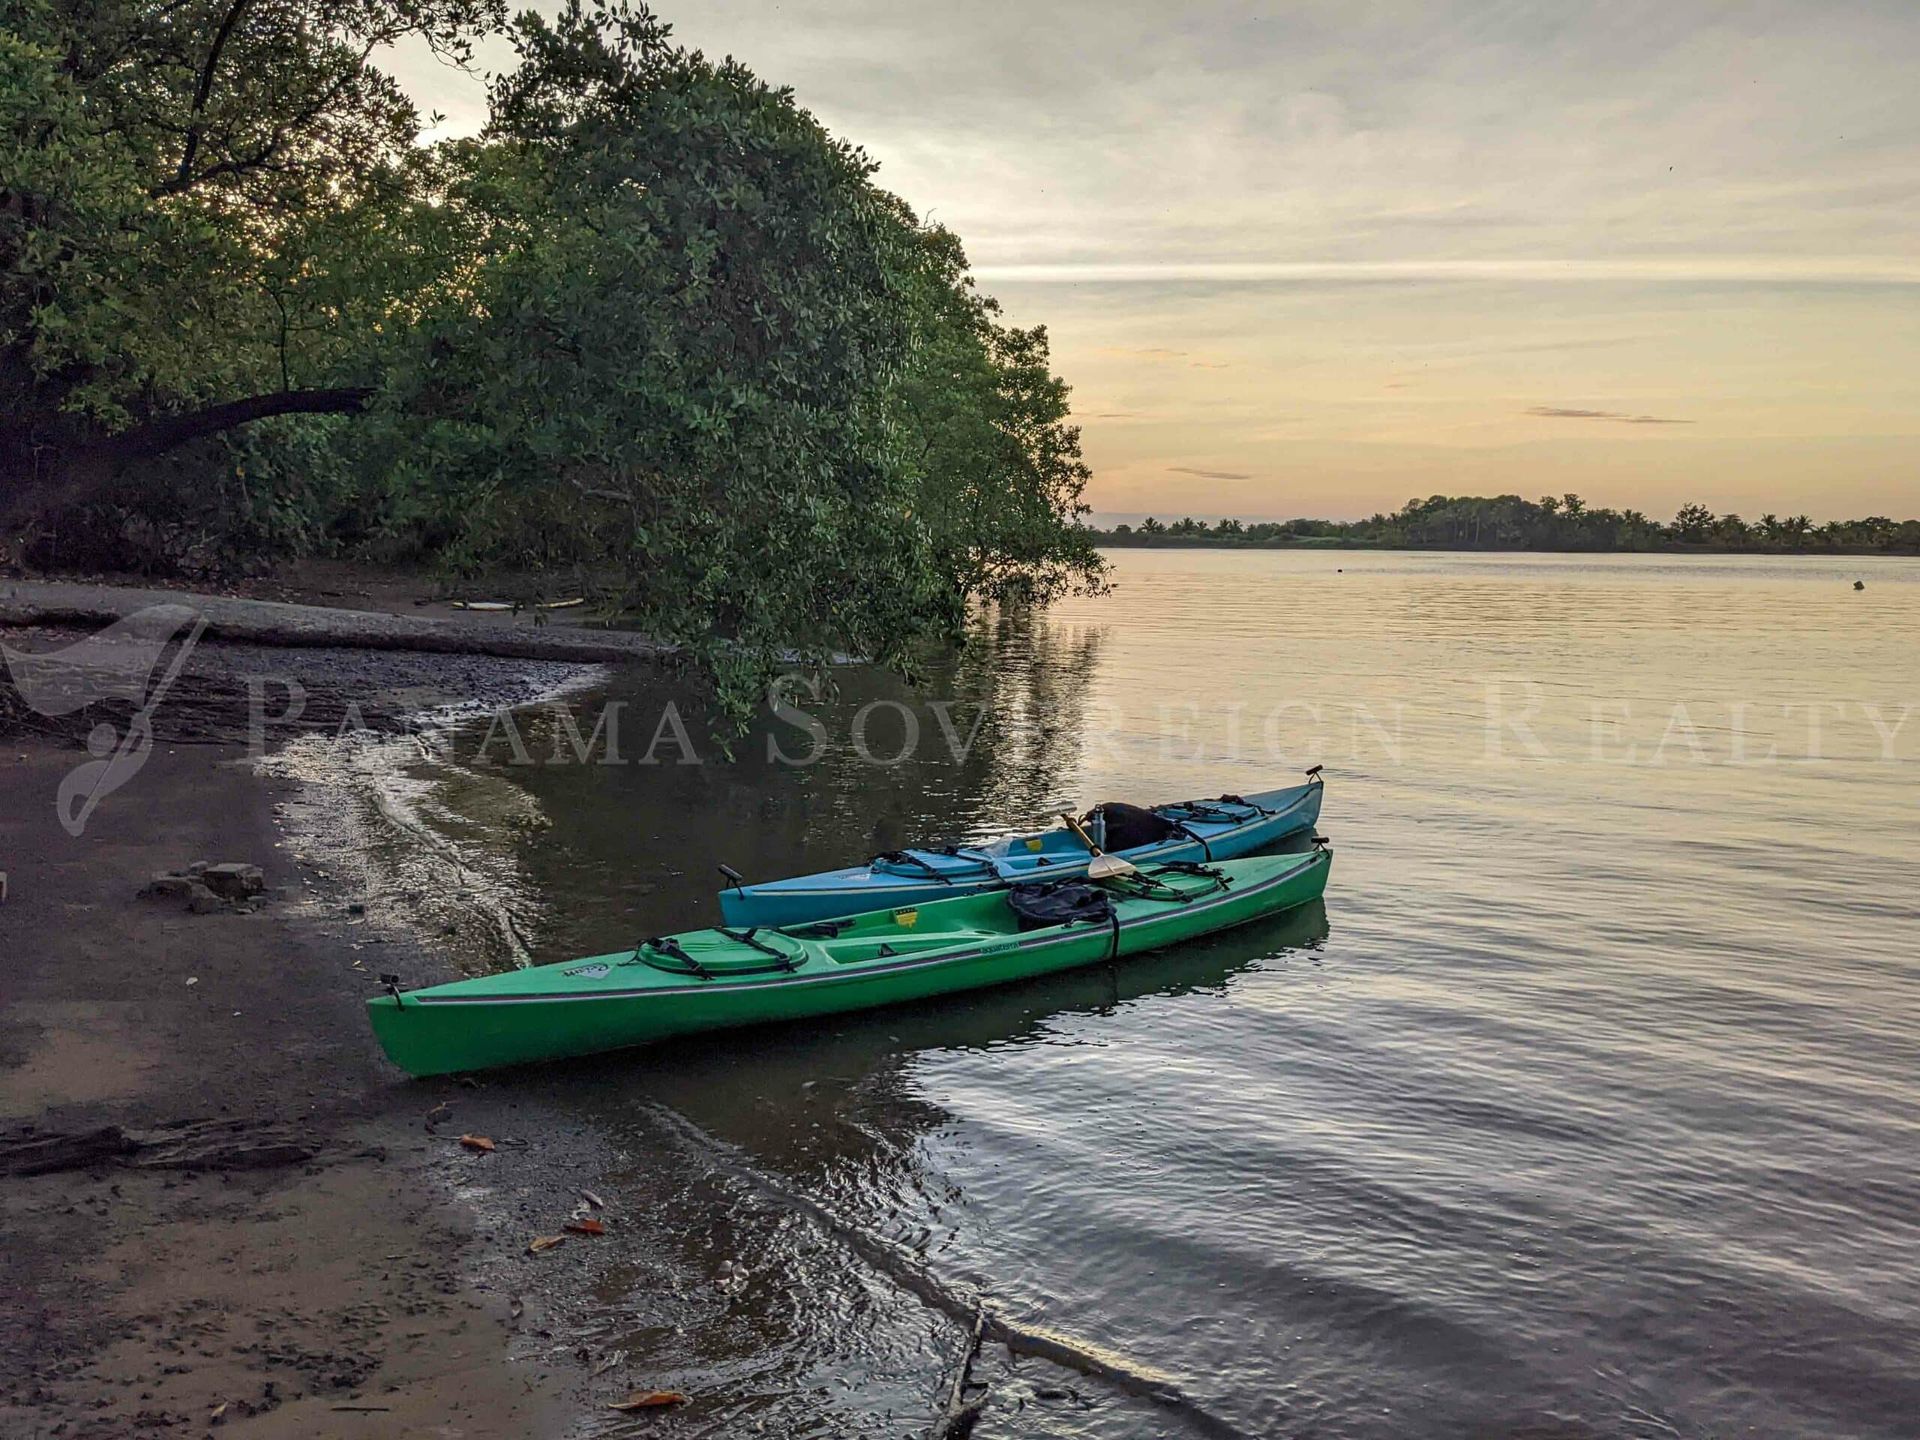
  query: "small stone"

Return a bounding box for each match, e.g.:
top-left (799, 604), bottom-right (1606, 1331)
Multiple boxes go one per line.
top-left (187, 861), bottom-right (211, 877)
top-left (185, 882), bottom-right (226, 915)
top-left (202, 863), bottom-right (265, 900)
top-left (346, 902), bottom-right (366, 916)
top-left (141, 873), bottom-right (193, 898)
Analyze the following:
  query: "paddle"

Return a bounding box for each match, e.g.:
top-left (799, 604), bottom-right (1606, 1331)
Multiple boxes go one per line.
top-left (1059, 811), bottom-right (1138, 880)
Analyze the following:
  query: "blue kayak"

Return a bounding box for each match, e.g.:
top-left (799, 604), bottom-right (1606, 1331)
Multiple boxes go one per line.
top-left (718, 774), bottom-right (1325, 927)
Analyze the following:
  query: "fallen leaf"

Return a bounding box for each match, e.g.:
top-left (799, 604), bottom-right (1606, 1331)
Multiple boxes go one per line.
top-left (608, 1390), bottom-right (686, 1411)
top-left (209, 1400), bottom-right (228, 1422)
top-left (579, 1188), bottom-right (606, 1209)
top-left (424, 1101), bottom-right (451, 1127)
top-left (565, 1218), bottom-right (606, 1237)
top-left (527, 1235), bottom-right (566, 1254)
top-left (458, 1134), bottom-right (495, 1153)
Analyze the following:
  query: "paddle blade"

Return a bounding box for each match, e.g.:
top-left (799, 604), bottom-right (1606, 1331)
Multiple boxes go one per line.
top-left (1086, 851), bottom-right (1137, 879)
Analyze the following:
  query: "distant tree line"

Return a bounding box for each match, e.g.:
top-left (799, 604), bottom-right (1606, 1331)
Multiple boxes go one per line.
top-left (1092, 495), bottom-right (1920, 554)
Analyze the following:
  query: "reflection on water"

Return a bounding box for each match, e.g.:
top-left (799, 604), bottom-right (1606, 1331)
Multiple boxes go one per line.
top-left (444, 604), bottom-right (1110, 964)
top-left (417, 551), bottom-right (1917, 1439)
top-left (593, 901), bottom-right (1332, 1171)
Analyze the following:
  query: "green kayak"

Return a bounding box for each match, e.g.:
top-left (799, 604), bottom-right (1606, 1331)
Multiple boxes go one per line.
top-left (367, 847), bottom-right (1332, 1077)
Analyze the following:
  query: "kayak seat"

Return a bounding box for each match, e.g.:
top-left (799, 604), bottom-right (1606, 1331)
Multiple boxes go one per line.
top-left (816, 931), bottom-right (988, 966)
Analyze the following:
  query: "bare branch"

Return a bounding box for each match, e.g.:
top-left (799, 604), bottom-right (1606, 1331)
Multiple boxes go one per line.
top-left (172, 0), bottom-right (255, 191)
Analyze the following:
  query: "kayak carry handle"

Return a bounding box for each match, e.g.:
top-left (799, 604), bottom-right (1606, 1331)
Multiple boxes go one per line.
top-left (378, 973), bottom-right (405, 1004)
top-left (1312, 834), bottom-right (1330, 846)
top-left (1304, 764), bottom-right (1324, 778)
top-left (717, 863), bottom-right (745, 891)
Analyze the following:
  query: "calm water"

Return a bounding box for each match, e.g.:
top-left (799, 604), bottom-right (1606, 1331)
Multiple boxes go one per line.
top-left (430, 550), bottom-right (1920, 1438)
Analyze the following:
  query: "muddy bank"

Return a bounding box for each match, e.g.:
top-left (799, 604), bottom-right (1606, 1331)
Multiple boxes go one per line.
top-left (0, 640), bottom-right (633, 1437)
top-left (4, 611), bottom-right (1087, 1440)
top-left (2, 619), bottom-right (599, 746)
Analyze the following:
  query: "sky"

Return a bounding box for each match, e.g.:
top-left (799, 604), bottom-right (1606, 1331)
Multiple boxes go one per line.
top-left (383, 1), bottom-right (1920, 523)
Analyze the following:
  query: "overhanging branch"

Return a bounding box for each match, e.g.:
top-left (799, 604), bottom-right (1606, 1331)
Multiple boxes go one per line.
top-left (100, 385), bottom-right (374, 462)
top-left (1, 386), bottom-right (375, 529)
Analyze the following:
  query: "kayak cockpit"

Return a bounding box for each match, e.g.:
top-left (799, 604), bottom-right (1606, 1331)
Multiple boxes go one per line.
top-left (808, 928), bottom-right (1008, 966)
top-left (780, 895), bottom-right (1025, 967)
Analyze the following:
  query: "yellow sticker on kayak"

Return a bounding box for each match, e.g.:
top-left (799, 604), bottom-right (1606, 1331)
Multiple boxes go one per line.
top-left (1026, 838), bottom-right (1043, 851)
top-left (894, 909), bottom-right (919, 927)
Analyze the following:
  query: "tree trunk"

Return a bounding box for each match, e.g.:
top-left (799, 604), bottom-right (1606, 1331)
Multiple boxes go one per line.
top-left (2, 386), bottom-right (374, 528)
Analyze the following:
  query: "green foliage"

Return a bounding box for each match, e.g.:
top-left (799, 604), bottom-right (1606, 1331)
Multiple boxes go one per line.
top-left (353, 1), bottom-right (1102, 717)
top-left (2, 0), bottom-right (1104, 720)
top-left (21, 415), bottom-right (362, 575)
top-left (1088, 495), bottom-right (1920, 554)
top-left (887, 220), bottom-right (1103, 608)
top-left (367, 3), bottom-right (951, 710)
top-left (2, 0), bottom-right (501, 434)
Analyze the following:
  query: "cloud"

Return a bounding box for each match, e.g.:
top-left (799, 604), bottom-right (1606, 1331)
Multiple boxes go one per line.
top-left (1169, 465), bottom-right (1253, 480)
top-left (382, 1), bottom-right (1918, 517)
top-left (974, 259), bottom-right (1920, 285)
top-left (1527, 406), bottom-right (1692, 425)
top-left (391, 4), bottom-right (1920, 297)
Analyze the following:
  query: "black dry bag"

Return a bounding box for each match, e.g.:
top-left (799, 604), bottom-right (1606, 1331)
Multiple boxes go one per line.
top-left (1091, 801), bottom-right (1178, 853)
top-left (1005, 881), bottom-right (1116, 933)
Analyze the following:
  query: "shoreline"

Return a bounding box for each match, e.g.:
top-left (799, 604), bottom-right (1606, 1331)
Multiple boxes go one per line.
top-left (1087, 539), bottom-right (1916, 557)
top-left (0, 577), bottom-right (675, 667)
top-left (0, 627), bottom-right (623, 1437)
top-left (3, 606), bottom-right (1191, 1437)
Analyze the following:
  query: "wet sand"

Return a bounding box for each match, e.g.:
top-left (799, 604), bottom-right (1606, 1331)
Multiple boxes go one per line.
top-left (0, 633), bottom-right (621, 1437)
top-left (0, 738), bottom-right (578, 1436)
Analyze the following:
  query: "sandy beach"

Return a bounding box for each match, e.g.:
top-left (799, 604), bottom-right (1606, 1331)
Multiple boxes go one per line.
top-left (0, 604), bottom-right (620, 1437)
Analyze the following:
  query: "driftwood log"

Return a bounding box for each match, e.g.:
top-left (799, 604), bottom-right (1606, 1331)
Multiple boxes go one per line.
top-left (0, 1118), bottom-right (322, 1177)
